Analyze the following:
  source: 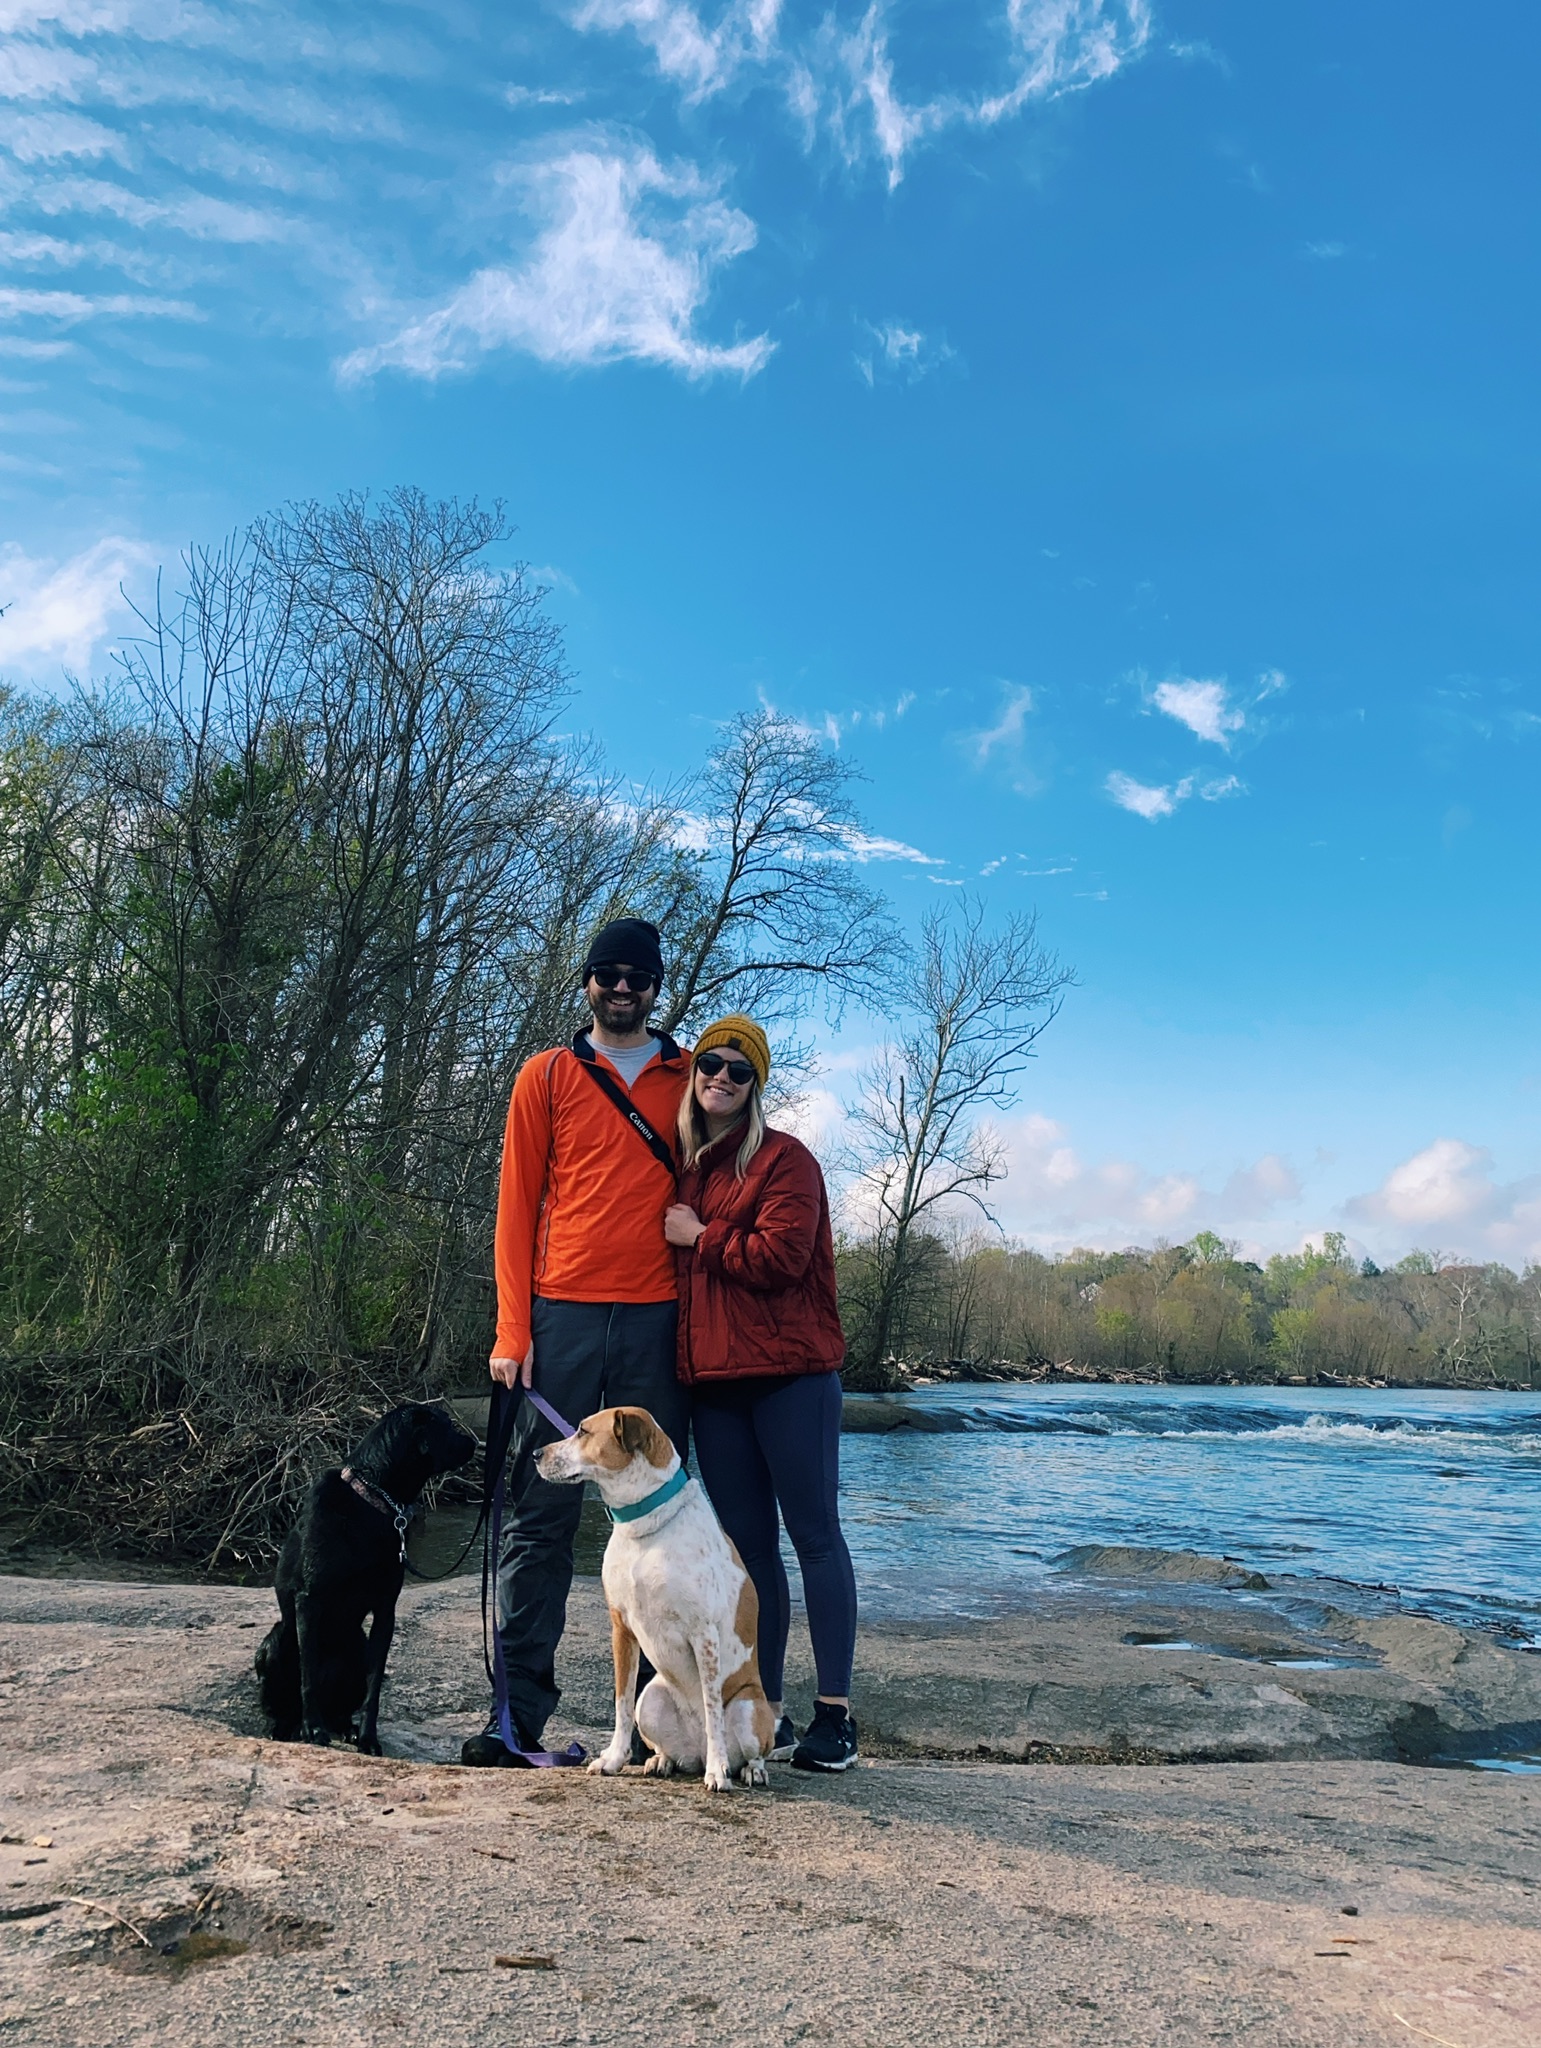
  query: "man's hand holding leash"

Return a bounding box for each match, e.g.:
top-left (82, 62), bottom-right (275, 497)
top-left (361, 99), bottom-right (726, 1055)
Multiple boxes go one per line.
top-left (490, 1343), bottom-right (535, 1390)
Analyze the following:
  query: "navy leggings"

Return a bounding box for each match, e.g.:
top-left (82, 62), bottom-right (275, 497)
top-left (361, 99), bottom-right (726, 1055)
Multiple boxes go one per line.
top-left (689, 1371), bottom-right (857, 1702)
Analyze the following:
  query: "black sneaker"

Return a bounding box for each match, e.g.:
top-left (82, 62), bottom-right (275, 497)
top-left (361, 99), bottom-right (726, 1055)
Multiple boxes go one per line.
top-left (460, 1715), bottom-right (536, 1767)
top-left (768, 1714), bottom-right (796, 1762)
top-left (791, 1703), bottom-right (858, 1773)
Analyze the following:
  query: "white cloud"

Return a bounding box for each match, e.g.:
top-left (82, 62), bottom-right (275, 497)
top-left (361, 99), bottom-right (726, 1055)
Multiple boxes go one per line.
top-left (0, 107), bottom-right (126, 161)
top-left (838, 827), bottom-right (942, 865)
top-left (1168, 37), bottom-right (1228, 72)
top-left (524, 561), bottom-right (580, 596)
top-left (0, 285), bottom-right (200, 323)
top-left (1220, 1153), bottom-right (1301, 1214)
top-left (341, 144), bottom-right (771, 383)
top-left (976, 0), bottom-right (1153, 124)
top-left (570, 0), bottom-right (780, 100)
top-left (1343, 1138), bottom-right (1541, 1263)
top-left (1347, 1139), bottom-right (1497, 1231)
top-left (1106, 768), bottom-right (1244, 820)
top-left (970, 684), bottom-right (1032, 766)
top-left (993, 1112), bottom-right (1302, 1250)
top-left (573, 0), bottom-right (1150, 188)
top-left (854, 317), bottom-right (955, 386)
top-left (1106, 769), bottom-right (1185, 819)
top-left (1152, 675), bottom-right (1243, 747)
top-left (1303, 240), bottom-right (1346, 259)
top-left (0, 533), bottom-right (156, 677)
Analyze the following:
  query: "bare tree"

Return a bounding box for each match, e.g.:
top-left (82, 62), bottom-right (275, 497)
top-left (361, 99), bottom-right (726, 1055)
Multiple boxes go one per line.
top-left (841, 896), bottom-right (1072, 1382)
top-left (657, 710), bottom-right (898, 1058)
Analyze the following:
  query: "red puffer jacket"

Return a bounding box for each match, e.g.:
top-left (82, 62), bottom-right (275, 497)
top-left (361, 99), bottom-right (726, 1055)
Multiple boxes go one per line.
top-left (674, 1126), bottom-right (846, 1383)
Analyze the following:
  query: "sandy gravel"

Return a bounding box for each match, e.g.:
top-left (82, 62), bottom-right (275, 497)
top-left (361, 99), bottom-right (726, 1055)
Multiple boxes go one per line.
top-left (2, 1571), bottom-right (1538, 2047)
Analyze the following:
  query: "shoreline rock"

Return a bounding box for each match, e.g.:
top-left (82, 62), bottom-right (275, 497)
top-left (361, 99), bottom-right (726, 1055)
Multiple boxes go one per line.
top-left (4, 1569), bottom-right (1540, 2047)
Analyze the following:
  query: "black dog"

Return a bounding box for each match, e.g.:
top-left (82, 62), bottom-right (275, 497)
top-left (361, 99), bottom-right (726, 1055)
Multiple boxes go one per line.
top-left (255, 1401), bottom-right (476, 1753)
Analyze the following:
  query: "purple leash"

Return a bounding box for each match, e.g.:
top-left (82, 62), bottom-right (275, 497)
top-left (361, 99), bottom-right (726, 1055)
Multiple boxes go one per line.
top-left (483, 1380), bottom-right (587, 1768)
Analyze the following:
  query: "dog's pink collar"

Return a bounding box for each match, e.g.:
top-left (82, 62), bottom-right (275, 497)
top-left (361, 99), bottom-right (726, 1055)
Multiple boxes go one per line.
top-left (341, 1466), bottom-right (416, 1561)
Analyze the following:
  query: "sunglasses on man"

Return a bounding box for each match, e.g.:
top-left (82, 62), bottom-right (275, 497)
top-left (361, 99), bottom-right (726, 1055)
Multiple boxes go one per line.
top-left (588, 965), bottom-right (659, 993)
top-left (695, 1051), bottom-right (757, 1087)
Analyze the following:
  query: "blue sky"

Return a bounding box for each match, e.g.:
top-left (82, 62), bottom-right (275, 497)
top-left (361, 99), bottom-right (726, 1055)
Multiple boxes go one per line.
top-left (3, 0), bottom-right (1540, 1264)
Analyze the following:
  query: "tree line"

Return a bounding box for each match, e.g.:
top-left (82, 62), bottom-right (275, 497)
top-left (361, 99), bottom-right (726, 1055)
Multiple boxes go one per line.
top-left (836, 1228), bottom-right (1541, 1390)
top-left (0, 490), bottom-right (922, 1566)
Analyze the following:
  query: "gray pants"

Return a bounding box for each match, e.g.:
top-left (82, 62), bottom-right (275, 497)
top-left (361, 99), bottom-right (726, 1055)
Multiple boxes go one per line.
top-left (494, 1296), bottom-right (687, 1741)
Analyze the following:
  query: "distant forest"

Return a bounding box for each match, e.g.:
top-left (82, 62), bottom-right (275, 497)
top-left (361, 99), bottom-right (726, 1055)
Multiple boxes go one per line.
top-left (836, 1229), bottom-right (1541, 1392)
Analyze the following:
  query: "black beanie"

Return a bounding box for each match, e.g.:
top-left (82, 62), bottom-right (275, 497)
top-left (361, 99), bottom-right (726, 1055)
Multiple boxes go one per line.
top-left (583, 917), bottom-right (664, 982)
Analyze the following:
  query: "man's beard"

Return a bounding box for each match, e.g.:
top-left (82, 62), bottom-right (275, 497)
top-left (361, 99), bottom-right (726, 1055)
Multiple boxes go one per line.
top-left (589, 989), bottom-right (652, 1032)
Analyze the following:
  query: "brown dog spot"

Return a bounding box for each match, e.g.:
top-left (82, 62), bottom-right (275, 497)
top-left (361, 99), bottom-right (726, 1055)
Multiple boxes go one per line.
top-left (750, 1695), bottom-right (776, 1754)
top-left (733, 1575), bottom-right (759, 1657)
top-left (609, 1608), bottom-right (640, 1701)
top-left (576, 1409), bottom-right (633, 1471)
top-left (721, 1653), bottom-right (768, 1710)
top-left (610, 1407), bottom-right (673, 1468)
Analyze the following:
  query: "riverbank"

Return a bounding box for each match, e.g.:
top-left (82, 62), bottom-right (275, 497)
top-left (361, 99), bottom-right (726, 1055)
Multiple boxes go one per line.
top-left (2, 1567), bottom-right (1538, 2047)
top-left (880, 1365), bottom-right (1540, 1392)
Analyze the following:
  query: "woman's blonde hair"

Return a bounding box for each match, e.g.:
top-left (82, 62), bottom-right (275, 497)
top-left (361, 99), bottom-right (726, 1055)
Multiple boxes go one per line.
top-left (677, 1061), bottom-right (766, 1180)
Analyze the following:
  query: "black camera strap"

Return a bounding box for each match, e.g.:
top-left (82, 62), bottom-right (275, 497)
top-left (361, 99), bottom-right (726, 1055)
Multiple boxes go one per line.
top-left (569, 1030), bottom-right (680, 1180)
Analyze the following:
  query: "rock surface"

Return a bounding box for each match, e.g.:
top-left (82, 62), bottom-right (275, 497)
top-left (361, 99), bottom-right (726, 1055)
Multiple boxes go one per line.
top-left (3, 1569), bottom-right (1540, 2047)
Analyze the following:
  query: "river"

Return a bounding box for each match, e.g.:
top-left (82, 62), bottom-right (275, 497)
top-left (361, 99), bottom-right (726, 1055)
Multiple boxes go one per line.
top-left (834, 1383), bottom-right (1540, 1636)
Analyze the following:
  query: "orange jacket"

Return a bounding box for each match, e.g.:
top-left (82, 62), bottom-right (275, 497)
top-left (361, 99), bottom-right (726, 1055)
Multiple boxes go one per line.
top-left (491, 1030), bottom-right (690, 1361)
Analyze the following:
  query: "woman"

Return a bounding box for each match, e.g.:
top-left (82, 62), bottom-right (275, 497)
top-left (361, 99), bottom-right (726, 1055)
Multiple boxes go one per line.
top-left (663, 1015), bottom-right (859, 1772)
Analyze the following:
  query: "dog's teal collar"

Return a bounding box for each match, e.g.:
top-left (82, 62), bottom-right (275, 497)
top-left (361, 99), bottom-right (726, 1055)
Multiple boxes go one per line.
top-left (607, 1466), bottom-right (689, 1525)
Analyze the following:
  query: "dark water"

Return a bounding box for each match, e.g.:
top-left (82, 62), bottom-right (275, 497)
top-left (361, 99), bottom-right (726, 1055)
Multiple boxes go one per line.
top-left (834, 1384), bottom-right (1541, 1636)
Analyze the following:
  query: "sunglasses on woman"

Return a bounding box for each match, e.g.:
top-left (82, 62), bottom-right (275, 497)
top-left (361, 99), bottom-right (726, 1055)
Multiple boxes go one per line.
top-left (696, 1051), bottom-right (757, 1087)
top-left (589, 965), bottom-right (659, 992)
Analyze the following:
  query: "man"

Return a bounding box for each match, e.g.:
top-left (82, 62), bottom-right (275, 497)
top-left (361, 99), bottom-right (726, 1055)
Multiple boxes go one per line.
top-left (462, 916), bottom-right (691, 1765)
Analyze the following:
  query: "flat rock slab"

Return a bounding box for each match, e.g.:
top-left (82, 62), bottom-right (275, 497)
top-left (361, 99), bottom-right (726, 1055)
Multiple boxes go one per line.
top-left (3, 1572), bottom-right (1541, 2047)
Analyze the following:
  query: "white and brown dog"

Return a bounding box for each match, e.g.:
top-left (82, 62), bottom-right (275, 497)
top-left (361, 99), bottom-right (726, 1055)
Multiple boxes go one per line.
top-left (536, 1406), bottom-right (774, 1792)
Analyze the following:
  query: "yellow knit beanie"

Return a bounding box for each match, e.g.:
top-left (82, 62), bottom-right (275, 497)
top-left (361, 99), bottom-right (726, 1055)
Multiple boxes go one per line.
top-left (692, 1014), bottom-right (771, 1091)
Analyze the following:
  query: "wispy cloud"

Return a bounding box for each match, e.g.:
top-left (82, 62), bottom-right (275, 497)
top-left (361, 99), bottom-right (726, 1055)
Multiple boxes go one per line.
top-left (0, 285), bottom-right (200, 323)
top-left (1105, 769), bottom-right (1243, 820)
top-left (1168, 37), bottom-right (1229, 73)
top-left (342, 144), bottom-right (770, 383)
top-left (0, 533), bottom-right (157, 678)
top-left (1303, 240), bottom-right (1346, 259)
top-left (574, 0), bottom-right (1152, 188)
top-left (773, 689), bottom-right (919, 749)
top-left (840, 827), bottom-right (942, 864)
top-left (570, 0), bottom-right (781, 101)
top-left (0, 0), bottom-right (1145, 446)
top-left (970, 683), bottom-right (1032, 766)
top-left (854, 317), bottom-right (956, 387)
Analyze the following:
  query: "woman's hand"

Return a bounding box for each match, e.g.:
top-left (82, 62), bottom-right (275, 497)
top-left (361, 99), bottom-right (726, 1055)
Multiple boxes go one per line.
top-left (664, 1202), bottom-right (707, 1248)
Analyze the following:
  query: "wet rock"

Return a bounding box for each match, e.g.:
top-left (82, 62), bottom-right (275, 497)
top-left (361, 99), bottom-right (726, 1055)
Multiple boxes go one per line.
top-left (1056, 1545), bottom-right (1272, 1592)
